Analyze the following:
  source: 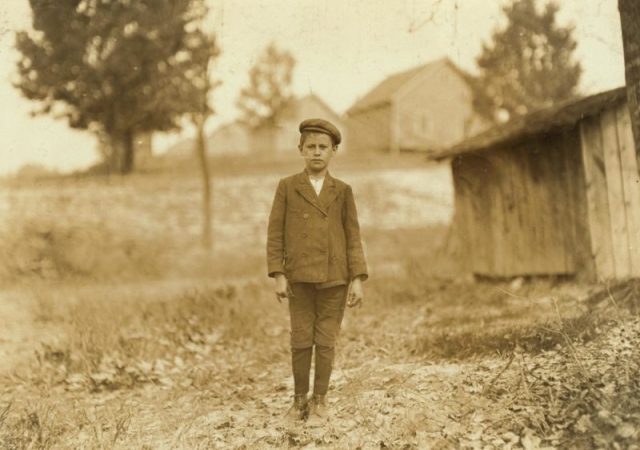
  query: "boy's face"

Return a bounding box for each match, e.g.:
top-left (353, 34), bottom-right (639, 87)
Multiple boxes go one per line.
top-left (298, 132), bottom-right (336, 174)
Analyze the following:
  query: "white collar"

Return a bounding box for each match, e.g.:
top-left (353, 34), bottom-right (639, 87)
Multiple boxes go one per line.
top-left (308, 174), bottom-right (325, 182)
top-left (308, 174), bottom-right (325, 195)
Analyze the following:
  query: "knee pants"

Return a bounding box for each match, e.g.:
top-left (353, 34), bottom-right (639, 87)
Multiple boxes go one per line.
top-left (288, 283), bottom-right (347, 349)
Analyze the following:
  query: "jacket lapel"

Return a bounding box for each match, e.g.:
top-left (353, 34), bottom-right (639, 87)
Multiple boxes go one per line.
top-left (294, 172), bottom-right (327, 216)
top-left (318, 173), bottom-right (339, 210)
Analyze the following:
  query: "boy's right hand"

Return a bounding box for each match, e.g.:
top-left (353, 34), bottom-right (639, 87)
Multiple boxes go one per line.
top-left (274, 273), bottom-right (289, 303)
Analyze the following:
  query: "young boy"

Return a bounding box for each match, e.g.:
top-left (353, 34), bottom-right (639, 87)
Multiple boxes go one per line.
top-left (266, 118), bottom-right (368, 425)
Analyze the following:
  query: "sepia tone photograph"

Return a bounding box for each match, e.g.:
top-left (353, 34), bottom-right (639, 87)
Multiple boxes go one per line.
top-left (0, 0), bottom-right (638, 448)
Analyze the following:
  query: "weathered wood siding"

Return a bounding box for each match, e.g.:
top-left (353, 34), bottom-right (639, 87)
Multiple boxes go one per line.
top-left (580, 102), bottom-right (640, 279)
top-left (346, 104), bottom-right (392, 153)
top-left (452, 130), bottom-right (592, 278)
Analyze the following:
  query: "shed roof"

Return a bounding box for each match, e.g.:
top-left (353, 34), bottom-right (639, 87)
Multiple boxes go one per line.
top-left (347, 58), bottom-right (467, 115)
top-left (432, 86), bottom-right (627, 159)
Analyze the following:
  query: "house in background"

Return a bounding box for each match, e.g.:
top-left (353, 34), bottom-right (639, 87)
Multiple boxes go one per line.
top-left (433, 87), bottom-right (640, 282)
top-left (164, 94), bottom-right (343, 159)
top-left (251, 94), bottom-right (345, 155)
top-left (345, 57), bottom-right (486, 154)
top-left (163, 121), bottom-right (252, 159)
top-left (208, 121), bottom-right (252, 155)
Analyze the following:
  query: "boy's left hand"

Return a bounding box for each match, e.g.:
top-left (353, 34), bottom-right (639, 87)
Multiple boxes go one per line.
top-left (347, 278), bottom-right (364, 308)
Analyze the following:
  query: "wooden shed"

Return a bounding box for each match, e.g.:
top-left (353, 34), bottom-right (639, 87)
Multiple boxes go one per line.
top-left (433, 87), bottom-right (640, 281)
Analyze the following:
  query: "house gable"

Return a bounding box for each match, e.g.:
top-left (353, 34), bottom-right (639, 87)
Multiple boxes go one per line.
top-left (297, 95), bottom-right (343, 124)
top-left (251, 94), bottom-right (345, 154)
top-left (393, 59), bottom-right (485, 151)
top-left (347, 64), bottom-right (426, 115)
top-left (345, 58), bottom-right (483, 153)
top-left (207, 122), bottom-right (251, 155)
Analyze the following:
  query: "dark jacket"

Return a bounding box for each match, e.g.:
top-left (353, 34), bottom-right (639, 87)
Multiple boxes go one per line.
top-left (267, 171), bottom-right (368, 284)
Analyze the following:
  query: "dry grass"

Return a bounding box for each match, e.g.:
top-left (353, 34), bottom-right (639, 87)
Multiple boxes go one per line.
top-left (2, 271), bottom-right (639, 448)
top-left (22, 280), bottom-right (284, 386)
top-left (2, 162), bottom-right (640, 447)
top-left (0, 162), bottom-right (452, 286)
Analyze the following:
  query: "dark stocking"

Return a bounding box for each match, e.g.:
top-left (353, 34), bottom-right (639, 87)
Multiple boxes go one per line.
top-left (291, 347), bottom-right (313, 395)
top-left (313, 344), bottom-right (335, 395)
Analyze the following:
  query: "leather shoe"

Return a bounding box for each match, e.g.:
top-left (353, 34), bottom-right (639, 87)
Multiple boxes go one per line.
top-left (285, 394), bottom-right (308, 421)
top-left (306, 394), bottom-right (329, 426)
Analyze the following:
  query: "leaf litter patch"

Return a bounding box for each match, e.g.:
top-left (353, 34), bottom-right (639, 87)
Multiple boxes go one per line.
top-left (2, 280), bottom-right (640, 448)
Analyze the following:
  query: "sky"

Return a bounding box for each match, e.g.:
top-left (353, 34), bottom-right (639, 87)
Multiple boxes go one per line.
top-left (0, 0), bottom-right (625, 175)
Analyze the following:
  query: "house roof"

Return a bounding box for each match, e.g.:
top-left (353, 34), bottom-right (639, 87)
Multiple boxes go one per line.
top-left (347, 58), bottom-right (469, 115)
top-left (278, 94), bottom-right (341, 122)
top-left (163, 94), bottom-right (341, 156)
top-left (432, 86), bottom-right (627, 160)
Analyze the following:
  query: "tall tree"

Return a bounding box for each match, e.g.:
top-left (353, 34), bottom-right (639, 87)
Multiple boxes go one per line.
top-left (14, 0), bottom-right (212, 174)
top-left (236, 43), bottom-right (295, 128)
top-left (471, 0), bottom-right (582, 123)
top-left (184, 14), bottom-right (219, 250)
top-left (618, 0), bottom-right (640, 154)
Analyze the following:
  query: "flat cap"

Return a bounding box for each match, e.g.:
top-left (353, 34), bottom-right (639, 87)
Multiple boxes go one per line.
top-left (299, 118), bottom-right (341, 145)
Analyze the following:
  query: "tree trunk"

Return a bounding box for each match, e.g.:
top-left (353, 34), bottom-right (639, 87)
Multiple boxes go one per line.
top-left (121, 129), bottom-right (135, 174)
top-left (619, 0), bottom-right (640, 154)
top-left (195, 114), bottom-right (213, 251)
top-left (109, 130), bottom-right (135, 175)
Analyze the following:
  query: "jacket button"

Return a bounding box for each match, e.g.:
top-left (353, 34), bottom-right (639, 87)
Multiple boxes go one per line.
top-left (303, 213), bottom-right (309, 219)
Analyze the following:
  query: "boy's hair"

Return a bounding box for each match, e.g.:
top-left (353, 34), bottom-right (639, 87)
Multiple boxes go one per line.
top-left (299, 131), bottom-right (338, 148)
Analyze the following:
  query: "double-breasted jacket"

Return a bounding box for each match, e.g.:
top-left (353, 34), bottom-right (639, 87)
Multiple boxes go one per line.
top-left (267, 171), bottom-right (368, 285)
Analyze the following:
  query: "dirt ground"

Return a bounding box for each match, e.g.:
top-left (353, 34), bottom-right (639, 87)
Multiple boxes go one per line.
top-left (2, 164), bottom-right (640, 448)
top-left (1, 276), bottom-right (640, 449)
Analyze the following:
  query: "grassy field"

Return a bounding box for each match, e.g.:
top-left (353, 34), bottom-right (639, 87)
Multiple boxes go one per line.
top-left (1, 157), bottom-right (640, 448)
top-left (0, 157), bottom-right (452, 285)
